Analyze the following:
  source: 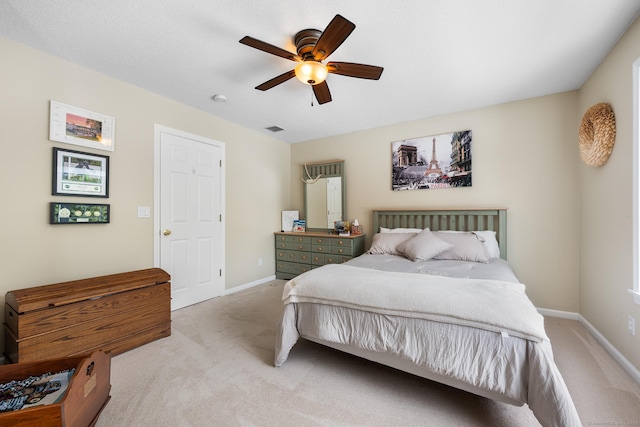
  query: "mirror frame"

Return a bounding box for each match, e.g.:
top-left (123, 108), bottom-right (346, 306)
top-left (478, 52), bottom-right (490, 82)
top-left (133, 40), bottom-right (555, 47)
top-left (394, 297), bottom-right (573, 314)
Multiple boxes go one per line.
top-left (303, 160), bottom-right (346, 232)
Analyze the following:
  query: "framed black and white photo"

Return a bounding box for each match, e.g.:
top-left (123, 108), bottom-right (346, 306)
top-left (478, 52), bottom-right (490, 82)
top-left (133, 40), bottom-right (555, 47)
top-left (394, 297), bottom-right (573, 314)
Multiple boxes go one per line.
top-left (50, 202), bottom-right (110, 224)
top-left (391, 130), bottom-right (472, 191)
top-left (49, 100), bottom-right (115, 151)
top-left (52, 147), bottom-right (109, 197)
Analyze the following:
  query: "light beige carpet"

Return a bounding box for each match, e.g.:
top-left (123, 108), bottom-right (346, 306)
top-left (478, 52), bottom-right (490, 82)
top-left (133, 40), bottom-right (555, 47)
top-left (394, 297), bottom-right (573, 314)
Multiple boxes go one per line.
top-left (95, 281), bottom-right (640, 426)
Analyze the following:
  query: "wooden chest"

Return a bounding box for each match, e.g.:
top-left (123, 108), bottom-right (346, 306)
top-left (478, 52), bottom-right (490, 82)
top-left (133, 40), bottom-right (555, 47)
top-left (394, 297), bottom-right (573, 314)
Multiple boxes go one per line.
top-left (0, 350), bottom-right (111, 427)
top-left (4, 268), bottom-right (171, 364)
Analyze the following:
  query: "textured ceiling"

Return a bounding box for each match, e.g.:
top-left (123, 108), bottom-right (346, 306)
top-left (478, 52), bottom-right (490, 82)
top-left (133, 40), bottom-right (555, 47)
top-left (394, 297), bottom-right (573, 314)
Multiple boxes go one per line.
top-left (1, 0), bottom-right (639, 143)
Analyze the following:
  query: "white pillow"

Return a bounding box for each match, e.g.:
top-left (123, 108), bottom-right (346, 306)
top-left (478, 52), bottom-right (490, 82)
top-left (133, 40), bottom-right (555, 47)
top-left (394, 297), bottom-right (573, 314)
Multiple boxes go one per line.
top-left (438, 230), bottom-right (500, 258)
top-left (396, 229), bottom-right (454, 261)
top-left (380, 227), bottom-right (426, 234)
top-left (367, 233), bottom-right (415, 255)
top-left (473, 230), bottom-right (500, 258)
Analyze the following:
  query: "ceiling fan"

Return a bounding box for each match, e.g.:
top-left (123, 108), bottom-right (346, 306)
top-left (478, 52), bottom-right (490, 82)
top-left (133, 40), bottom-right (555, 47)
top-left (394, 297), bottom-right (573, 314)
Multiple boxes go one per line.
top-left (239, 14), bottom-right (384, 105)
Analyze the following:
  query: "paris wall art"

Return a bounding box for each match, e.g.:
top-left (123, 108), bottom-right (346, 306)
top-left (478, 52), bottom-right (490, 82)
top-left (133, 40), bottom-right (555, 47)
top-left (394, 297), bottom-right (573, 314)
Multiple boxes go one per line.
top-left (391, 130), bottom-right (472, 191)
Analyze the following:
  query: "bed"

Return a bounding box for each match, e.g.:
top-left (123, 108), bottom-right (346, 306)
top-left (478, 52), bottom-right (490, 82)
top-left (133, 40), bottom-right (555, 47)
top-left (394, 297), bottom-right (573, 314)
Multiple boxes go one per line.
top-left (274, 209), bottom-right (581, 427)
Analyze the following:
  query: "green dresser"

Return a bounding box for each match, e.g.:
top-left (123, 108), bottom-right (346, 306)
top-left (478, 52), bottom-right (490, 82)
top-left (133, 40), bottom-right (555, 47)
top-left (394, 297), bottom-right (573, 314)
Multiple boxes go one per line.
top-left (275, 232), bottom-right (366, 280)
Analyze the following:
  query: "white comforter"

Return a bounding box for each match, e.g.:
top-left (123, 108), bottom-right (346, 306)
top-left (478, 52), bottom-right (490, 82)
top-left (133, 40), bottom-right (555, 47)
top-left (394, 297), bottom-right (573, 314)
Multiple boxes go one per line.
top-left (275, 263), bottom-right (581, 427)
top-left (282, 264), bottom-right (546, 342)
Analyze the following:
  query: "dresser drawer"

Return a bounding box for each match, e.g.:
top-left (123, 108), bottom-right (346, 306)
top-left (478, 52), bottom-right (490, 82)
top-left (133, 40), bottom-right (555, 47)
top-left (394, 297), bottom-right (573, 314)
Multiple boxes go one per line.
top-left (324, 254), bottom-right (351, 264)
top-left (276, 249), bottom-right (311, 264)
top-left (276, 235), bottom-right (310, 244)
top-left (276, 260), bottom-right (312, 275)
top-left (310, 236), bottom-right (332, 245)
top-left (311, 253), bottom-right (325, 265)
top-left (312, 243), bottom-right (332, 253)
top-left (275, 235), bottom-right (310, 251)
top-left (330, 245), bottom-right (353, 256)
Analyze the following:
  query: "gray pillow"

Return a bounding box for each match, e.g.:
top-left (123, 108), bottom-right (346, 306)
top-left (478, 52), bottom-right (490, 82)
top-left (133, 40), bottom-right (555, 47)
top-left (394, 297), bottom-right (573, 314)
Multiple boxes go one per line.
top-left (396, 229), bottom-right (454, 261)
top-left (432, 231), bottom-right (491, 263)
top-left (367, 233), bottom-right (415, 255)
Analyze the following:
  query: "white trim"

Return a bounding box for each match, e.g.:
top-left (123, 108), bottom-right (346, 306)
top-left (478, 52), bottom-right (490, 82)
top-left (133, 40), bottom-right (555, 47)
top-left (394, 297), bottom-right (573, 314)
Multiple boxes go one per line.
top-left (630, 289), bottom-right (640, 305)
top-left (223, 275), bottom-right (277, 296)
top-left (539, 307), bottom-right (640, 385)
top-left (537, 307), bottom-right (579, 320)
top-left (578, 314), bottom-right (640, 385)
top-left (633, 56), bottom-right (640, 304)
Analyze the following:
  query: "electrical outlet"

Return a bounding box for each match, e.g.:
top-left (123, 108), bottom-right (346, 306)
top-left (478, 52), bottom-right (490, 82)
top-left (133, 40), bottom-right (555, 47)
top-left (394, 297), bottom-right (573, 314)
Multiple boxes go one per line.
top-left (629, 316), bottom-right (636, 336)
top-left (258, 258), bottom-right (263, 267)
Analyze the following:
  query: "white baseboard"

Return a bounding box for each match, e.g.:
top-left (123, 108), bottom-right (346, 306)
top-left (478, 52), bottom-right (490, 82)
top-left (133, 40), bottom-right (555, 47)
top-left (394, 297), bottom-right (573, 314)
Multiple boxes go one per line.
top-left (539, 307), bottom-right (640, 385)
top-left (537, 307), bottom-right (579, 320)
top-left (223, 275), bottom-right (276, 296)
top-left (577, 314), bottom-right (640, 385)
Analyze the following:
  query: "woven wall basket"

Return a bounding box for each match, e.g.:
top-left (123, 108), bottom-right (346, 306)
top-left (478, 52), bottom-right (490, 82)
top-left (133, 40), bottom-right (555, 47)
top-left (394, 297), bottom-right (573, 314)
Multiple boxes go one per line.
top-left (578, 102), bottom-right (616, 167)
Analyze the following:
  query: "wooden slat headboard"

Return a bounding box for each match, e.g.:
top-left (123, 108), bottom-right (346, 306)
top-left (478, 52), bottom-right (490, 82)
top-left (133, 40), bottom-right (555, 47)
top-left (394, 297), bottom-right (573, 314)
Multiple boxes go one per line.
top-left (372, 209), bottom-right (507, 259)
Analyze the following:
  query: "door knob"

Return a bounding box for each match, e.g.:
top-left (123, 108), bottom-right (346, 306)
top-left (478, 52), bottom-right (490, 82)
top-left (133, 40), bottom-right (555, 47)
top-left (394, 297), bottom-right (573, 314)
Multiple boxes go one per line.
top-left (163, 229), bottom-right (172, 236)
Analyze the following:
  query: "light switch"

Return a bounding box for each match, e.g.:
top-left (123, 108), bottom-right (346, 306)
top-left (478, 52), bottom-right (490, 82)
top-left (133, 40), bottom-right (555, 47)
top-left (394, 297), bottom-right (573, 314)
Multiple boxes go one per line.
top-left (137, 207), bottom-right (151, 218)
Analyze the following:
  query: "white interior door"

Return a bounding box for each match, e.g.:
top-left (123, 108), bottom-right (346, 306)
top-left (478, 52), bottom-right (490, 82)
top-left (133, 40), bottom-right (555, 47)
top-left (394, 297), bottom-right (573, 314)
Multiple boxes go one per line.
top-left (154, 125), bottom-right (225, 311)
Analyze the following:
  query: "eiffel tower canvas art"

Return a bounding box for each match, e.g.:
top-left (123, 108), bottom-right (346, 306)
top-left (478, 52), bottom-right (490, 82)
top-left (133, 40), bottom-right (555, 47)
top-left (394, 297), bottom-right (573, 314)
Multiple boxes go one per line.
top-left (391, 130), bottom-right (472, 191)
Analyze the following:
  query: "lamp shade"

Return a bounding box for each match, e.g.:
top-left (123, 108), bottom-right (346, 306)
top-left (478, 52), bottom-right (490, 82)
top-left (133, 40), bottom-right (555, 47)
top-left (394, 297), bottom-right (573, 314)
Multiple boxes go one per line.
top-left (294, 61), bottom-right (328, 85)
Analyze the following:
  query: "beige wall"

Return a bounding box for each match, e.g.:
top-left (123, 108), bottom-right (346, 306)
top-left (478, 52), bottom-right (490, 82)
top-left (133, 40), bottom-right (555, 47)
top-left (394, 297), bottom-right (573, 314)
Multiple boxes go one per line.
top-left (578, 17), bottom-right (640, 370)
top-left (291, 16), bottom-right (640, 376)
top-left (0, 37), bottom-right (290, 331)
top-left (292, 91), bottom-right (581, 312)
top-left (3, 15), bottom-right (640, 376)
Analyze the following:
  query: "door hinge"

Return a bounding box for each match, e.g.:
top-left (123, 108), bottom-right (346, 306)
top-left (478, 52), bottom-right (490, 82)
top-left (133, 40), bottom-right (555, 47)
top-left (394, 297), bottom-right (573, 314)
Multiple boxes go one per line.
top-left (219, 214), bottom-right (222, 222)
top-left (219, 159), bottom-right (222, 167)
top-left (219, 269), bottom-right (222, 277)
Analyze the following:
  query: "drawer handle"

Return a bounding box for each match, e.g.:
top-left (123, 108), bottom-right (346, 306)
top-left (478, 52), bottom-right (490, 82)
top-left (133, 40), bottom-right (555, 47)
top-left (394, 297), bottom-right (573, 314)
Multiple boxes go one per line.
top-left (337, 241), bottom-right (344, 245)
top-left (289, 254), bottom-right (295, 259)
top-left (297, 245), bottom-right (304, 249)
top-left (317, 247), bottom-right (323, 251)
top-left (327, 258), bottom-right (334, 263)
top-left (338, 249), bottom-right (343, 253)
top-left (301, 255), bottom-right (308, 260)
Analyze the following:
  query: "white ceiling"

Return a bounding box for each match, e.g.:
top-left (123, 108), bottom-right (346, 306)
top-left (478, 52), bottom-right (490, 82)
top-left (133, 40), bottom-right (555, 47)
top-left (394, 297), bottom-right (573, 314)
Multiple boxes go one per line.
top-left (2, 1), bottom-right (639, 144)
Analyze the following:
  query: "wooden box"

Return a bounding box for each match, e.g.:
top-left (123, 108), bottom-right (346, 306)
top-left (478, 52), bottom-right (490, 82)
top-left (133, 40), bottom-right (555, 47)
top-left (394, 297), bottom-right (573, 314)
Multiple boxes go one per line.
top-left (4, 268), bottom-right (171, 364)
top-left (0, 350), bottom-right (111, 427)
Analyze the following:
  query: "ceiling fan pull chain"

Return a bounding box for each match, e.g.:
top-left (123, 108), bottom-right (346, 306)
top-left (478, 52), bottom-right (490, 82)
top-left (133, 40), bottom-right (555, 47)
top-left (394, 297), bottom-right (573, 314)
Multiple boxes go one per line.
top-left (310, 89), bottom-right (314, 107)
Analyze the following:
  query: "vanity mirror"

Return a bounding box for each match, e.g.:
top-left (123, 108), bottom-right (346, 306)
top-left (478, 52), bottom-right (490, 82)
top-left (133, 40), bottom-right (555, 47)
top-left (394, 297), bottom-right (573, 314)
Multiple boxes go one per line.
top-left (303, 160), bottom-right (346, 231)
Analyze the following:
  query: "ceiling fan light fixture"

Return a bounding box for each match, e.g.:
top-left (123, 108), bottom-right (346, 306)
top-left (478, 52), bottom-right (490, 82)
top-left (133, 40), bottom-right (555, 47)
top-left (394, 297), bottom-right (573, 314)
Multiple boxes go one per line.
top-left (294, 61), bottom-right (328, 85)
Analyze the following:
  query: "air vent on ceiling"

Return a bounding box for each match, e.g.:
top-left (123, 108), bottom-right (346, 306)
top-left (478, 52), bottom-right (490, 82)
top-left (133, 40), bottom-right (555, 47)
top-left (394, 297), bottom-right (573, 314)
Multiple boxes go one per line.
top-left (266, 126), bottom-right (285, 132)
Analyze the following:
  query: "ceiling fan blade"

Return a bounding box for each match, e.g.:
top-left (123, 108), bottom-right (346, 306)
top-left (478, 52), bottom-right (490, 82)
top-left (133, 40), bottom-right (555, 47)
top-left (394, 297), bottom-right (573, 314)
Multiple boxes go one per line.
top-left (312, 15), bottom-right (355, 61)
top-left (239, 36), bottom-right (301, 62)
top-left (312, 81), bottom-right (332, 104)
top-left (327, 62), bottom-right (384, 80)
top-left (255, 69), bottom-right (296, 91)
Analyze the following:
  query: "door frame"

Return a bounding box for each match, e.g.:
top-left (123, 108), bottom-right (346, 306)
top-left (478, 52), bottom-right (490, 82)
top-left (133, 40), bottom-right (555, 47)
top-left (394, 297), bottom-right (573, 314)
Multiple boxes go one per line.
top-left (153, 124), bottom-right (226, 306)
